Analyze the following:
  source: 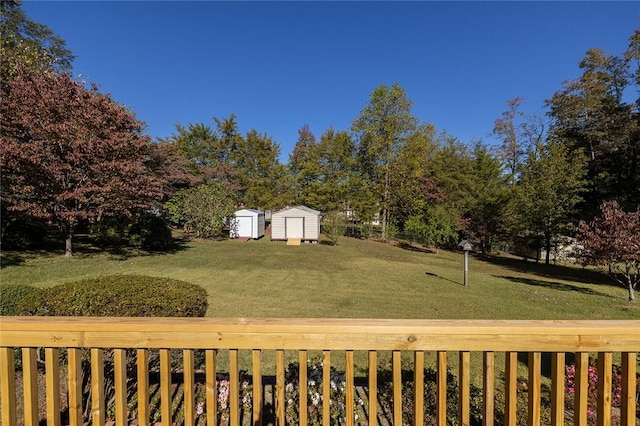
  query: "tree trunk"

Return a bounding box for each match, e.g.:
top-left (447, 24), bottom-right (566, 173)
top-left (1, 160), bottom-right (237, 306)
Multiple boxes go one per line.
top-left (544, 233), bottom-right (551, 265)
top-left (628, 283), bottom-right (635, 302)
top-left (65, 232), bottom-right (73, 257)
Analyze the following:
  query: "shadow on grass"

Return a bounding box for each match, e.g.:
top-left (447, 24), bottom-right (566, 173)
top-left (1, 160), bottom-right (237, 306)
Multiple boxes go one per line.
top-left (0, 251), bottom-right (26, 268)
top-left (398, 241), bottom-right (435, 254)
top-left (479, 254), bottom-right (616, 287)
top-left (425, 271), bottom-right (463, 286)
top-left (498, 275), bottom-right (613, 298)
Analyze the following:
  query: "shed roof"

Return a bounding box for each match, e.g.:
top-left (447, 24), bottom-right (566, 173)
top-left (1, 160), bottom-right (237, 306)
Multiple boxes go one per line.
top-left (236, 208), bottom-right (263, 215)
top-left (273, 205), bottom-right (321, 215)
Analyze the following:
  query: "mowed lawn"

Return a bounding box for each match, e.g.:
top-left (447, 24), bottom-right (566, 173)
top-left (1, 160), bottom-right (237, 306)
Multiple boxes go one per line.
top-left (2, 234), bottom-right (638, 320)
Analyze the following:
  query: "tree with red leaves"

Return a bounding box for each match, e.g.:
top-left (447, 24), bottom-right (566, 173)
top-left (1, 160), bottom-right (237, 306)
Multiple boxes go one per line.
top-left (1, 67), bottom-right (163, 256)
top-left (576, 201), bottom-right (640, 301)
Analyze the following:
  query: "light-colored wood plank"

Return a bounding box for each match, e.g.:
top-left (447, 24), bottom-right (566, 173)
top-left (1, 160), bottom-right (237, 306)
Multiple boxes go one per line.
top-left (483, 351), bottom-right (494, 426)
top-left (67, 349), bottom-right (83, 426)
top-left (205, 350), bottom-right (216, 426)
top-left (45, 348), bottom-right (60, 426)
top-left (323, 350), bottom-right (331, 426)
top-left (275, 349), bottom-right (285, 426)
top-left (252, 349), bottom-right (262, 426)
top-left (183, 349), bottom-right (195, 426)
top-left (438, 351), bottom-right (447, 426)
top-left (91, 348), bottom-right (105, 426)
top-left (392, 350), bottom-right (402, 426)
top-left (459, 351), bottom-right (470, 426)
top-left (136, 349), bottom-right (149, 426)
top-left (620, 352), bottom-right (636, 426)
top-left (574, 352), bottom-right (589, 426)
top-left (596, 352), bottom-right (612, 426)
top-left (368, 350), bottom-right (377, 425)
top-left (3, 317), bottom-right (639, 351)
top-left (528, 352), bottom-right (541, 426)
top-left (414, 351), bottom-right (424, 426)
top-left (114, 348), bottom-right (127, 426)
top-left (299, 350), bottom-right (308, 426)
top-left (0, 347), bottom-right (17, 426)
top-left (22, 348), bottom-right (39, 426)
top-left (550, 352), bottom-right (565, 426)
top-left (230, 349), bottom-right (239, 426)
top-left (346, 350), bottom-right (355, 426)
top-left (504, 351), bottom-right (517, 426)
top-left (159, 349), bottom-right (171, 425)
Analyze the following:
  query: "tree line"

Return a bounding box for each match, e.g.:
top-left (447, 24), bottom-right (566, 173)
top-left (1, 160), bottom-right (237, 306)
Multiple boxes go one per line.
top-left (1, 1), bottom-right (638, 298)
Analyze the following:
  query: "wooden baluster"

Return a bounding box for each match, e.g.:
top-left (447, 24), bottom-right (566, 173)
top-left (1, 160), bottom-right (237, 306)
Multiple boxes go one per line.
top-left (183, 349), bottom-right (195, 426)
top-left (91, 348), bottom-right (105, 426)
top-left (369, 350), bottom-right (378, 426)
top-left (45, 348), bottom-right (61, 426)
top-left (483, 351), bottom-right (495, 426)
top-left (596, 352), bottom-right (612, 426)
top-left (550, 352), bottom-right (565, 426)
top-left (159, 349), bottom-right (171, 425)
top-left (620, 352), bottom-right (637, 426)
top-left (504, 351), bottom-right (518, 426)
top-left (0, 347), bottom-right (17, 426)
top-left (205, 350), bottom-right (217, 426)
top-left (323, 350), bottom-right (331, 426)
top-left (574, 352), bottom-right (589, 426)
top-left (299, 350), bottom-right (308, 426)
top-left (22, 348), bottom-right (39, 426)
top-left (275, 349), bottom-right (285, 426)
top-left (114, 349), bottom-right (127, 426)
top-left (252, 349), bottom-right (262, 426)
top-left (414, 351), bottom-right (424, 426)
top-left (346, 350), bottom-right (355, 426)
top-left (438, 351), bottom-right (448, 426)
top-left (528, 352), bottom-right (541, 426)
top-left (136, 349), bottom-right (149, 426)
top-left (392, 350), bottom-right (402, 425)
top-left (230, 349), bottom-right (240, 426)
top-left (459, 351), bottom-right (470, 426)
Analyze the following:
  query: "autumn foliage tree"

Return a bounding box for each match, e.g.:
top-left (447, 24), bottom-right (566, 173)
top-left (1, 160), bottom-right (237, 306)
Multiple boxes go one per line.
top-left (1, 67), bottom-right (163, 256)
top-left (576, 201), bottom-right (640, 301)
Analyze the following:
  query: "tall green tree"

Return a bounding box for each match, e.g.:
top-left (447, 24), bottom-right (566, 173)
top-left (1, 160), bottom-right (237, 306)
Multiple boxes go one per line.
top-left (515, 138), bottom-right (588, 264)
top-left (289, 124), bottom-right (320, 207)
top-left (1, 0), bottom-right (74, 79)
top-left (352, 83), bottom-right (418, 239)
top-left (547, 40), bottom-right (639, 214)
top-left (463, 142), bottom-right (511, 253)
top-left (314, 128), bottom-right (358, 213)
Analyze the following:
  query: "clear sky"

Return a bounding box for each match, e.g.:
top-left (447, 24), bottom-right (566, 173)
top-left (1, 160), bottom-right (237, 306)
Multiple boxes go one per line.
top-left (22, 1), bottom-right (640, 162)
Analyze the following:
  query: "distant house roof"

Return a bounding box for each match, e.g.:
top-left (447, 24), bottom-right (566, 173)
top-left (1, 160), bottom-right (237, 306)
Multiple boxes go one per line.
top-left (274, 205), bottom-right (321, 215)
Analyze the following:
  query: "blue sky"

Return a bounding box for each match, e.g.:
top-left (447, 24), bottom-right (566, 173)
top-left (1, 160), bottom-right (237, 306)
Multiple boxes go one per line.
top-left (23, 1), bottom-right (640, 162)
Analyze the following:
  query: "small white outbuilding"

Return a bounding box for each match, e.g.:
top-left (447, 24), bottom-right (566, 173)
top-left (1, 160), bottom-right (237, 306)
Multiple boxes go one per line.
top-left (230, 209), bottom-right (265, 239)
top-left (271, 206), bottom-right (321, 242)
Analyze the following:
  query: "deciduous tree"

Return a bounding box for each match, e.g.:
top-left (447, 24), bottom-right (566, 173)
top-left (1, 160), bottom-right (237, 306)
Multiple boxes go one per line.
top-left (1, 68), bottom-right (163, 256)
top-left (576, 201), bottom-right (640, 301)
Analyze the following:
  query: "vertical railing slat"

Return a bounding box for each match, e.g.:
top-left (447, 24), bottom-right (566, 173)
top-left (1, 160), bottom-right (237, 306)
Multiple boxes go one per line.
top-left (230, 349), bottom-right (240, 426)
top-left (483, 351), bottom-right (495, 426)
top-left (252, 349), bottom-right (262, 426)
top-left (275, 349), bottom-right (285, 426)
top-left (392, 350), bottom-right (402, 426)
top-left (551, 352), bottom-right (565, 426)
top-left (299, 350), bottom-right (308, 426)
top-left (22, 348), bottom-right (39, 426)
top-left (620, 351), bottom-right (637, 426)
top-left (596, 352), bottom-right (612, 426)
top-left (91, 348), bottom-right (105, 426)
top-left (183, 349), bottom-right (195, 426)
top-left (159, 349), bottom-right (172, 425)
top-left (574, 352), bottom-right (589, 426)
top-left (114, 348), bottom-right (127, 426)
top-left (67, 348), bottom-right (83, 426)
top-left (322, 350), bottom-right (331, 426)
top-left (0, 347), bottom-right (17, 426)
top-left (528, 352), bottom-right (541, 426)
top-left (136, 349), bottom-right (149, 426)
top-left (368, 350), bottom-right (377, 426)
top-left (205, 349), bottom-right (217, 426)
top-left (505, 351), bottom-right (518, 426)
top-left (345, 350), bottom-right (355, 426)
top-left (414, 351), bottom-right (424, 426)
top-left (437, 351), bottom-right (448, 425)
top-left (459, 351), bottom-right (470, 426)
top-left (45, 348), bottom-right (61, 426)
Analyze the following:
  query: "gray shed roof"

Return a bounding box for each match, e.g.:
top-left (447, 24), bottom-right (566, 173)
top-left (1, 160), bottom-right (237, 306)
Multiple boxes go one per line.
top-left (273, 205), bottom-right (321, 215)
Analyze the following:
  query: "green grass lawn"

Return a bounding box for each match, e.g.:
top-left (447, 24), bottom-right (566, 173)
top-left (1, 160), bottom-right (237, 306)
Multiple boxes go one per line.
top-left (2, 233), bottom-right (638, 320)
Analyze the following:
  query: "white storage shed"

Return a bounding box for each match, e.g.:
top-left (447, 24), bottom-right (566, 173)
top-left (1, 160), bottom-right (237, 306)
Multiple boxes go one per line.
top-left (230, 209), bottom-right (265, 239)
top-left (271, 206), bottom-right (321, 242)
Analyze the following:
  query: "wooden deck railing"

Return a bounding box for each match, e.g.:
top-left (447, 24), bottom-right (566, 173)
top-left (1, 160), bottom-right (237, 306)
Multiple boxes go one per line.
top-left (1, 317), bottom-right (639, 425)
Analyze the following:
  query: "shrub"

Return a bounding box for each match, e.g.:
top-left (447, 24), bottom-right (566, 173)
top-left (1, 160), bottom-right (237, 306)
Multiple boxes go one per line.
top-left (18, 275), bottom-right (207, 317)
top-left (321, 212), bottom-right (346, 246)
top-left (0, 284), bottom-right (41, 316)
top-left (89, 215), bottom-right (129, 247)
top-left (128, 213), bottom-right (173, 251)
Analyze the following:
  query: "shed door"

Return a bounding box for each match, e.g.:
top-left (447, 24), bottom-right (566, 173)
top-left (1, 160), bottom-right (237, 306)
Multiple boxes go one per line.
top-left (286, 217), bottom-right (304, 239)
top-left (236, 216), bottom-right (252, 238)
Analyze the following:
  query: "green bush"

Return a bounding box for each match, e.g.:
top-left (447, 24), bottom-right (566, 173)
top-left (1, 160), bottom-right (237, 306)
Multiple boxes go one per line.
top-left (128, 213), bottom-right (173, 251)
top-left (0, 284), bottom-right (42, 316)
top-left (89, 215), bottom-right (130, 247)
top-left (18, 275), bottom-right (208, 317)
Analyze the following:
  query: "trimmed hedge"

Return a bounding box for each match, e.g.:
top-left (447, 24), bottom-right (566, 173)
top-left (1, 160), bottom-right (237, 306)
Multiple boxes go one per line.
top-left (18, 275), bottom-right (208, 317)
top-left (0, 284), bottom-right (42, 316)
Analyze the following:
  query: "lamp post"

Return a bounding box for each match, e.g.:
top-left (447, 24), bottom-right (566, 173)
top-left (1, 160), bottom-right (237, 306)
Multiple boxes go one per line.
top-left (462, 241), bottom-right (472, 286)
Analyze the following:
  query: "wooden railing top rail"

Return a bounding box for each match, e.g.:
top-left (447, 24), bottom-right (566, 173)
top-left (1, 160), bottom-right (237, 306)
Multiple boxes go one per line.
top-left (2, 317), bottom-right (640, 351)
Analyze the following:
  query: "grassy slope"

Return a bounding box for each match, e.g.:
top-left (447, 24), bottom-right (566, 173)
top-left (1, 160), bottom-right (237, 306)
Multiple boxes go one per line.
top-left (1, 234), bottom-right (638, 320)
